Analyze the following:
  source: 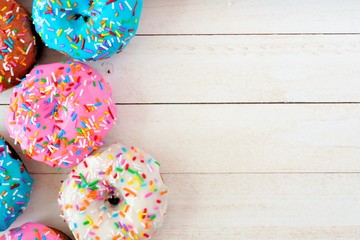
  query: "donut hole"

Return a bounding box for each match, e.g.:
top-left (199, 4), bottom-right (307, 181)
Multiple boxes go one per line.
top-left (73, 14), bottom-right (81, 20)
top-left (108, 195), bottom-right (121, 206)
top-left (73, 14), bottom-right (90, 23)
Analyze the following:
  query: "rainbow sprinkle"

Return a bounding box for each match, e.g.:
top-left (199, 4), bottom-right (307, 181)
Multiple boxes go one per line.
top-left (1, 222), bottom-right (71, 239)
top-left (58, 143), bottom-right (168, 239)
top-left (6, 61), bottom-right (117, 168)
top-left (0, 0), bottom-right (37, 92)
top-left (32, 0), bottom-right (143, 61)
top-left (0, 135), bottom-right (33, 231)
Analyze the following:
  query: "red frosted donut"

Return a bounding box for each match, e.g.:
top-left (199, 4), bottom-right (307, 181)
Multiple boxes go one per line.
top-left (0, 0), bottom-right (37, 92)
top-left (7, 61), bottom-right (117, 168)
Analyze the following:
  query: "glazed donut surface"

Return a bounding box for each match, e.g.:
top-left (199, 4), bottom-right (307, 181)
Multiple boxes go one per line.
top-left (0, 136), bottom-right (33, 231)
top-left (59, 143), bottom-right (168, 240)
top-left (6, 61), bottom-right (117, 168)
top-left (0, 0), bottom-right (37, 92)
top-left (32, 0), bottom-right (143, 61)
top-left (0, 222), bottom-right (71, 240)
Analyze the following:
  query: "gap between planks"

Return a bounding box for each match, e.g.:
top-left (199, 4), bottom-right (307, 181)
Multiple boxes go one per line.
top-left (3, 35), bottom-right (360, 103)
top-left (1, 103), bottom-right (360, 106)
top-left (2, 104), bottom-right (360, 174)
top-left (7, 173), bottom-right (360, 239)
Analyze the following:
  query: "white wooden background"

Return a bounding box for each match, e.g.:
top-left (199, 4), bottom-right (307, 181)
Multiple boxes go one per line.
top-left (1, 0), bottom-right (360, 239)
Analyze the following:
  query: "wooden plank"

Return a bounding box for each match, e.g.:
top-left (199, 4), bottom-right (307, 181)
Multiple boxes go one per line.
top-left (2, 35), bottom-right (360, 104)
top-left (3, 173), bottom-right (360, 239)
top-left (1, 104), bottom-right (359, 174)
top-left (20, 0), bottom-right (360, 34)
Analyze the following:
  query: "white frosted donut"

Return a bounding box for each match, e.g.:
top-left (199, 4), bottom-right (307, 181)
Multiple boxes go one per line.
top-left (58, 143), bottom-right (168, 240)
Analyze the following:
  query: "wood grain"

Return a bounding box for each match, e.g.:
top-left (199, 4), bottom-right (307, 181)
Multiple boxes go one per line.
top-left (20, 0), bottom-right (360, 35)
top-left (1, 0), bottom-right (359, 239)
top-left (2, 35), bottom-right (360, 104)
top-left (5, 173), bottom-right (360, 239)
top-left (138, 0), bottom-right (360, 34)
top-left (1, 104), bottom-right (359, 174)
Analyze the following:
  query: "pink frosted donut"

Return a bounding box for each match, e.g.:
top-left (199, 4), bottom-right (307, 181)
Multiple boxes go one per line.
top-left (1, 222), bottom-right (71, 239)
top-left (6, 61), bottom-right (117, 168)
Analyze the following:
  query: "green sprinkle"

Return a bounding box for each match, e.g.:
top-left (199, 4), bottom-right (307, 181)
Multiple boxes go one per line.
top-left (116, 167), bottom-right (123, 172)
top-left (62, 105), bottom-right (68, 111)
top-left (114, 222), bottom-right (119, 229)
top-left (127, 168), bottom-right (136, 174)
top-left (88, 180), bottom-right (99, 187)
top-left (135, 172), bottom-right (144, 182)
top-left (79, 173), bottom-right (87, 184)
top-left (83, 221), bottom-right (89, 225)
top-left (154, 161), bottom-right (160, 166)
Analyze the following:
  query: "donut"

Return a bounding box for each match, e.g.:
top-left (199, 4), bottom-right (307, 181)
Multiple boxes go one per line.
top-left (32, 0), bottom-right (143, 61)
top-left (6, 61), bottom-right (117, 168)
top-left (0, 0), bottom-right (37, 92)
top-left (58, 143), bottom-right (168, 239)
top-left (1, 222), bottom-right (72, 240)
top-left (0, 135), bottom-right (33, 231)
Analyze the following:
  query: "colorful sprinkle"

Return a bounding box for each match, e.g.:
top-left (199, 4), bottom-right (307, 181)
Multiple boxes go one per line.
top-left (32, 0), bottom-right (143, 61)
top-left (1, 222), bottom-right (70, 239)
top-left (7, 61), bottom-right (117, 168)
top-left (0, 0), bottom-right (37, 92)
top-left (0, 136), bottom-right (33, 231)
top-left (58, 143), bottom-right (168, 239)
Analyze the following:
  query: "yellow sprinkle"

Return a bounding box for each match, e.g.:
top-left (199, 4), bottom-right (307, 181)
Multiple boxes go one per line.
top-left (57, 29), bottom-right (63, 37)
top-left (70, 44), bottom-right (79, 50)
top-left (86, 216), bottom-right (93, 225)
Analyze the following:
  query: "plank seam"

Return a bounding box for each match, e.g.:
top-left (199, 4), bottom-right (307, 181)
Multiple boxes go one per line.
top-left (1, 102), bottom-right (360, 106)
top-left (29, 172), bottom-right (360, 175)
top-left (137, 33), bottom-right (360, 37)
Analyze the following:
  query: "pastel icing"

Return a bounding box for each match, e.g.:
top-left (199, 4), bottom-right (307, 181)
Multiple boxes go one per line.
top-left (32, 0), bottom-right (143, 61)
top-left (0, 0), bottom-right (37, 92)
top-left (6, 61), bottom-right (117, 168)
top-left (0, 136), bottom-right (33, 231)
top-left (58, 143), bottom-right (168, 239)
top-left (0, 222), bottom-right (71, 239)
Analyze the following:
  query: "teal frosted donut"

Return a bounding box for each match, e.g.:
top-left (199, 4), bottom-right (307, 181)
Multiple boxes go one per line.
top-left (0, 135), bottom-right (33, 231)
top-left (32, 0), bottom-right (143, 61)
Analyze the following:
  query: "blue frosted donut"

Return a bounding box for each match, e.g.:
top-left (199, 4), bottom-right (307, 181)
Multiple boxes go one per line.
top-left (32, 0), bottom-right (143, 61)
top-left (0, 136), bottom-right (34, 231)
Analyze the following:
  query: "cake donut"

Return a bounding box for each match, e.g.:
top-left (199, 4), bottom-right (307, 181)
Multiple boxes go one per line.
top-left (6, 61), bottom-right (117, 168)
top-left (1, 222), bottom-right (72, 240)
top-left (32, 0), bottom-right (143, 61)
top-left (0, 136), bottom-right (33, 231)
top-left (0, 0), bottom-right (37, 92)
top-left (59, 143), bottom-right (168, 239)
